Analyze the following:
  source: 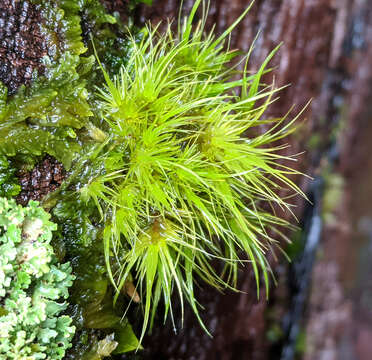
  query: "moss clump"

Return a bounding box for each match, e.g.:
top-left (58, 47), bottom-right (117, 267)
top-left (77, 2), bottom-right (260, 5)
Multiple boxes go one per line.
top-left (69, 0), bottom-right (305, 341)
top-left (0, 0), bottom-right (137, 170)
top-left (0, 198), bottom-right (75, 359)
top-left (0, 53), bottom-right (94, 169)
top-left (0, 0), bottom-right (305, 355)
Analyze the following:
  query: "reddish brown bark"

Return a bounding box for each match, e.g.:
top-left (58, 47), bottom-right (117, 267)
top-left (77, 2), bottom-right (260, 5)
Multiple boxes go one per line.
top-left (0, 0), bottom-right (47, 94)
top-left (305, 1), bottom-right (372, 358)
top-left (16, 156), bottom-right (65, 206)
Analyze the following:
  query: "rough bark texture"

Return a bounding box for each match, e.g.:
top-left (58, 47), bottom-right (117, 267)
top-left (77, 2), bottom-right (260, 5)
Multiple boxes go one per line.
top-left (135, 1), bottom-right (372, 359)
top-left (0, 0), bottom-right (47, 94)
top-left (16, 156), bottom-right (65, 206)
top-left (305, 1), bottom-right (372, 359)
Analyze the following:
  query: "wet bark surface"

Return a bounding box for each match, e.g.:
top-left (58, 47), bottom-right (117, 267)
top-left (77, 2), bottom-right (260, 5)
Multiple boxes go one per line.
top-left (16, 155), bottom-right (65, 206)
top-left (0, 0), bottom-right (47, 95)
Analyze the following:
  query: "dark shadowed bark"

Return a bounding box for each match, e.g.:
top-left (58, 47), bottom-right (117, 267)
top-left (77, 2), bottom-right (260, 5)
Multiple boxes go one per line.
top-left (0, 0), bottom-right (47, 94)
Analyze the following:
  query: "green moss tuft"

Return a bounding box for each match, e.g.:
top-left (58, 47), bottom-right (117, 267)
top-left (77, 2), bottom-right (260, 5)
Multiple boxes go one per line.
top-left (0, 52), bottom-right (94, 169)
top-left (69, 0), bottom-right (306, 341)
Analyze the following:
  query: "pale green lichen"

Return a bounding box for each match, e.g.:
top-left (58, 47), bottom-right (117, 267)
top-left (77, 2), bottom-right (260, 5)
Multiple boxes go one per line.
top-left (0, 198), bottom-right (75, 360)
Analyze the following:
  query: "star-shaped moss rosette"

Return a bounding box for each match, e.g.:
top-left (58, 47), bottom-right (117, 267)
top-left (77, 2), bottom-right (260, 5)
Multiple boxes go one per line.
top-left (64, 0), bottom-right (306, 342)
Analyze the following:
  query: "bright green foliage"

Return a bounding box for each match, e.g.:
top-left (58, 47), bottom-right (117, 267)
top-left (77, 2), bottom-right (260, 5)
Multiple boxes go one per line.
top-left (0, 198), bottom-right (75, 359)
top-left (75, 0), bottom-right (306, 341)
top-left (0, 0), bottom-right (304, 349)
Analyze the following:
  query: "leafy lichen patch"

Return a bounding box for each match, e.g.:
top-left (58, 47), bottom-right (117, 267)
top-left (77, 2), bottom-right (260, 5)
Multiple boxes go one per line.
top-left (0, 198), bottom-right (75, 359)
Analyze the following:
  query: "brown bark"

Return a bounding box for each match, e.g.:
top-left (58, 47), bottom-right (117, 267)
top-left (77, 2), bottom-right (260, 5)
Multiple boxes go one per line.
top-left (0, 0), bottom-right (47, 94)
top-left (305, 1), bottom-right (372, 359)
